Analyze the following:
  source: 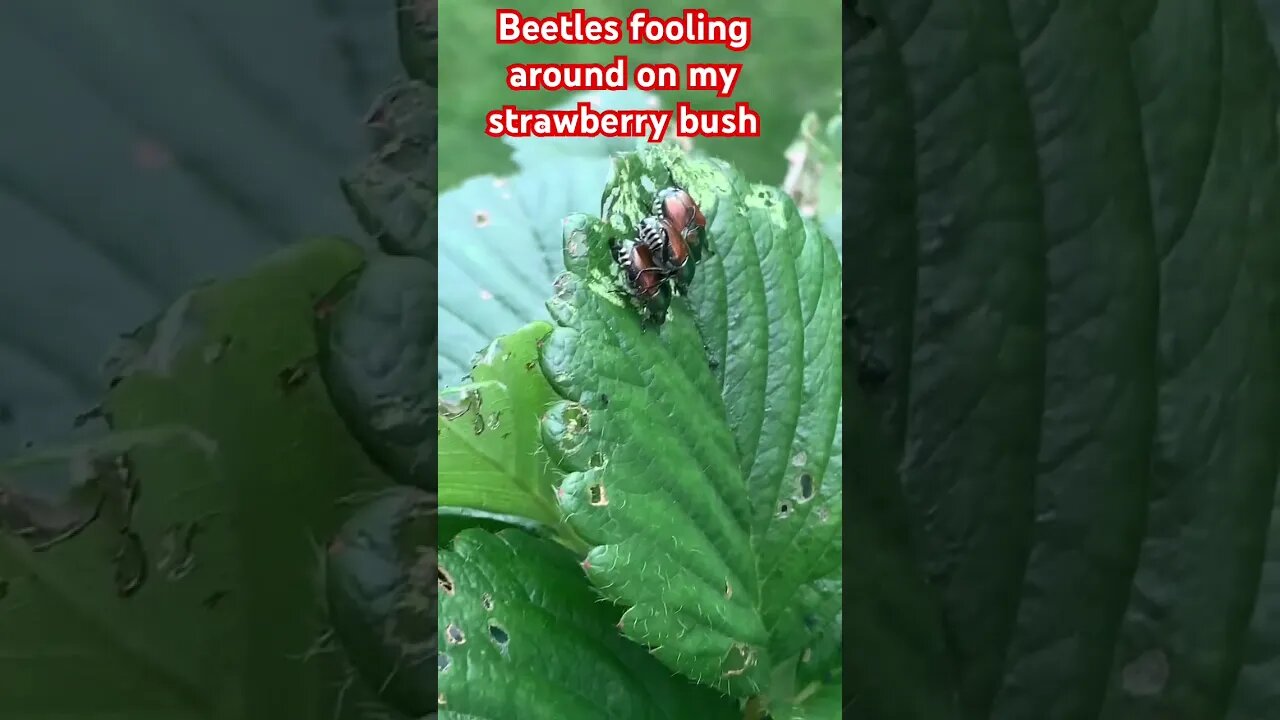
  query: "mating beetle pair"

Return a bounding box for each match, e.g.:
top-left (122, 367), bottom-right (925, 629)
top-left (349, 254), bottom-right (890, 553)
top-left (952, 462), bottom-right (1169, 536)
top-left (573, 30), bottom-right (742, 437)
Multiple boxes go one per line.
top-left (612, 185), bottom-right (708, 322)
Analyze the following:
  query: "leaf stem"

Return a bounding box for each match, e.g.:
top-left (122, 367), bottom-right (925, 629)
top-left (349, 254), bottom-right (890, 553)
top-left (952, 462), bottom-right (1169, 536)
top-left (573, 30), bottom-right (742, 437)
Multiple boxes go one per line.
top-left (553, 522), bottom-right (592, 556)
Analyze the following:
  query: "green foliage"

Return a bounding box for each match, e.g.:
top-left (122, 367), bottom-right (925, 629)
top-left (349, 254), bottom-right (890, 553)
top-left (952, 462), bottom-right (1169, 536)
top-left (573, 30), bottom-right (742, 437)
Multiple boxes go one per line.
top-left (435, 89), bottom-right (658, 386)
top-left (437, 528), bottom-right (739, 720)
top-left (438, 322), bottom-right (562, 529)
top-left (341, 79), bottom-right (439, 263)
top-left (327, 486), bottom-right (436, 717)
top-left (848, 1), bottom-right (1280, 719)
top-left (319, 254), bottom-right (437, 491)
top-left (0, 2), bottom-right (397, 457)
top-left (436, 139), bottom-right (842, 715)
top-left (0, 239), bottom-right (392, 718)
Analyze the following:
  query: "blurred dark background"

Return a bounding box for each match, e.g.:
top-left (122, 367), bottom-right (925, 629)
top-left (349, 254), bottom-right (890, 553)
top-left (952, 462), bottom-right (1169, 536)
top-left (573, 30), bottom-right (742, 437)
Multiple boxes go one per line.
top-left (0, 3), bottom-right (398, 456)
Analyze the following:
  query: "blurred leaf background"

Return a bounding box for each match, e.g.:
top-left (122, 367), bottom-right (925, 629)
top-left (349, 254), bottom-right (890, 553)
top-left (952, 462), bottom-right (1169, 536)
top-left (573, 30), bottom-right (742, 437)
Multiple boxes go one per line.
top-left (437, 0), bottom-right (842, 189)
top-left (0, 2), bottom-right (398, 456)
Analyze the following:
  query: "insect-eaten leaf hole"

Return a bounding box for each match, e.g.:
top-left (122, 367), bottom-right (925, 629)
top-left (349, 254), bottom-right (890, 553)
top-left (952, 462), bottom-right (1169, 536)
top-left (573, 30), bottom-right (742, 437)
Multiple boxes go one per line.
top-left (588, 483), bottom-right (608, 506)
top-left (777, 501), bottom-right (793, 519)
top-left (437, 566), bottom-right (455, 595)
top-left (481, 593), bottom-right (494, 611)
top-left (445, 623), bottom-right (466, 645)
top-left (438, 654), bottom-right (450, 672)
top-left (721, 643), bottom-right (758, 678)
top-left (724, 580), bottom-right (733, 600)
top-left (588, 452), bottom-right (607, 469)
top-left (797, 473), bottom-right (814, 502)
top-left (564, 403), bottom-right (589, 435)
top-left (488, 622), bottom-right (510, 653)
top-left (474, 210), bottom-right (490, 227)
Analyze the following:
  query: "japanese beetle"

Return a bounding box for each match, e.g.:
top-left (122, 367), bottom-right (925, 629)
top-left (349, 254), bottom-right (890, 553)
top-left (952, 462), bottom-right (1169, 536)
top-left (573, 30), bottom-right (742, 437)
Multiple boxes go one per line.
top-left (636, 215), bottom-right (695, 292)
top-left (611, 237), bottom-right (671, 323)
top-left (652, 186), bottom-right (708, 259)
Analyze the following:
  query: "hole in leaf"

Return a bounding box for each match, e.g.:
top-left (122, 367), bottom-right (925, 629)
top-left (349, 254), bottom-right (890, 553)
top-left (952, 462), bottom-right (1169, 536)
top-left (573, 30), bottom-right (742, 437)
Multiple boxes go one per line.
top-left (474, 210), bottom-right (490, 227)
top-left (721, 643), bottom-right (757, 677)
top-left (599, 394), bottom-right (609, 407)
top-left (439, 387), bottom-right (480, 419)
top-left (589, 483), bottom-right (608, 506)
top-left (481, 593), bottom-right (494, 611)
top-left (438, 654), bottom-right (450, 672)
top-left (489, 622), bottom-right (510, 652)
top-left (797, 473), bottom-right (814, 501)
top-left (445, 623), bottom-right (466, 644)
top-left (589, 452), bottom-right (607, 469)
top-left (725, 580), bottom-right (733, 600)
top-left (778, 502), bottom-right (792, 519)
top-left (564, 404), bottom-right (589, 434)
top-left (438, 566), bottom-right (454, 595)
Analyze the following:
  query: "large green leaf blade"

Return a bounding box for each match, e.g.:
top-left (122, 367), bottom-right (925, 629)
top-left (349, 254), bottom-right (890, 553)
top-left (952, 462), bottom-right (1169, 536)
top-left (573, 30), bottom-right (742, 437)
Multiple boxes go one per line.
top-left (600, 147), bottom-right (843, 674)
top-left (0, 239), bottom-right (389, 718)
top-left (851, 1), bottom-right (1280, 718)
top-left (437, 528), bottom-right (739, 720)
top-left (539, 213), bottom-right (768, 697)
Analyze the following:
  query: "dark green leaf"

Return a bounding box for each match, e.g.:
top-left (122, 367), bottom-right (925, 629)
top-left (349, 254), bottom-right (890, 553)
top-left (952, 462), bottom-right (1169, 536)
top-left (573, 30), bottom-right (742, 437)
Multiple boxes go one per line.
top-left (767, 681), bottom-right (842, 720)
top-left (319, 254), bottom-right (436, 490)
top-left (0, 2), bottom-right (395, 456)
top-left (341, 79), bottom-right (439, 262)
top-left (396, 0), bottom-right (438, 85)
top-left (437, 528), bottom-right (739, 720)
top-left (326, 486), bottom-right (435, 718)
top-left (850, 1), bottom-right (1280, 718)
top-left (0, 239), bottom-right (389, 718)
